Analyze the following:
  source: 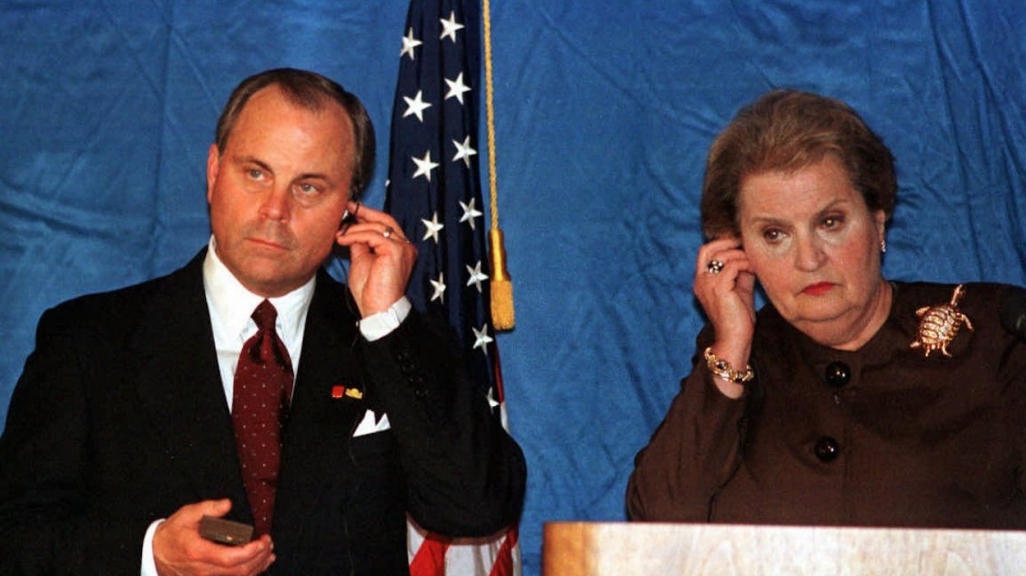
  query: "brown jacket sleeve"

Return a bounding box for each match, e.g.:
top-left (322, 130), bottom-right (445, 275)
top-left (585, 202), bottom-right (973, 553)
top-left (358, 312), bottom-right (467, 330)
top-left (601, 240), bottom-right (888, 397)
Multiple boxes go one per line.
top-left (626, 328), bottom-right (749, 521)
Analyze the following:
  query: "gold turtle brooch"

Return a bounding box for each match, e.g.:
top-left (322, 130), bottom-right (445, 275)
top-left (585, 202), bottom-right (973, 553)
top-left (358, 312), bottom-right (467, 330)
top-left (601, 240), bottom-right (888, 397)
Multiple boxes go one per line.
top-left (910, 284), bottom-right (974, 357)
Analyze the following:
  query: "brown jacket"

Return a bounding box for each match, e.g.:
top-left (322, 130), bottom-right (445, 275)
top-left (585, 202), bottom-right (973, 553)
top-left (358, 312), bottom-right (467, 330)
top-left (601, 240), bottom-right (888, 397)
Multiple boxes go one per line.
top-left (628, 282), bottom-right (1026, 528)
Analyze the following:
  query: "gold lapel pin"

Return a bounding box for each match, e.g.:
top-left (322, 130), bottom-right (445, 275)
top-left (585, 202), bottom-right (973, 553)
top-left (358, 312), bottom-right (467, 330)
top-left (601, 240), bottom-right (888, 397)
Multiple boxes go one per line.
top-left (331, 385), bottom-right (364, 400)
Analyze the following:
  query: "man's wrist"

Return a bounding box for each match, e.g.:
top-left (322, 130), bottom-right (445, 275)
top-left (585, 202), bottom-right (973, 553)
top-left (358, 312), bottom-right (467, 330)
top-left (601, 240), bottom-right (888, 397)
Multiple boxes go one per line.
top-left (359, 296), bottom-right (412, 341)
top-left (141, 519), bottom-right (164, 576)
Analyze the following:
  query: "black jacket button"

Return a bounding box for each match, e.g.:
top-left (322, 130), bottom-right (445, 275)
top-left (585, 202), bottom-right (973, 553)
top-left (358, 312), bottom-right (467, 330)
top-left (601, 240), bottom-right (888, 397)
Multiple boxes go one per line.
top-left (814, 436), bottom-right (840, 462)
top-left (824, 361), bottom-right (851, 388)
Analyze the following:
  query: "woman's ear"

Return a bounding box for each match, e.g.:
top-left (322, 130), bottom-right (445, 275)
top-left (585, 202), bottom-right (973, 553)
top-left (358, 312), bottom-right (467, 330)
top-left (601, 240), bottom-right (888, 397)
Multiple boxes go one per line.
top-left (874, 210), bottom-right (887, 253)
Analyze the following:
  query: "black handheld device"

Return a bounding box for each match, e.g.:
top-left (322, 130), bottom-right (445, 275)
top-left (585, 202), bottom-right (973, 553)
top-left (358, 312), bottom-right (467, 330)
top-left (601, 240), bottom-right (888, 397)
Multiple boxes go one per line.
top-left (199, 515), bottom-right (254, 546)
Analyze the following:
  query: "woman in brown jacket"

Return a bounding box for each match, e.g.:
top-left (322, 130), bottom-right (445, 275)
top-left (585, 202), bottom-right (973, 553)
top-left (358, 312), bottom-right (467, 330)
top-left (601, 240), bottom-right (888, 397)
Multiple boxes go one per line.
top-left (627, 89), bottom-right (1026, 528)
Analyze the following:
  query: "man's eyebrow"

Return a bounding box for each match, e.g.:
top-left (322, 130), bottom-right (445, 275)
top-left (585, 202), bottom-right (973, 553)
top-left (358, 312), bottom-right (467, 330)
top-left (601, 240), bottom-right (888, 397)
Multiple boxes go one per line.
top-left (234, 155), bottom-right (336, 185)
top-left (296, 171), bottom-right (332, 182)
top-left (234, 155), bottom-right (273, 174)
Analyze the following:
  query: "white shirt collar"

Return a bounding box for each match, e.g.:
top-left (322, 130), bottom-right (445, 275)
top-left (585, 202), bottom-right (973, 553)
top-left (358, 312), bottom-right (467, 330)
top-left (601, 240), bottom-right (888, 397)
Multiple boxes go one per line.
top-left (202, 236), bottom-right (315, 348)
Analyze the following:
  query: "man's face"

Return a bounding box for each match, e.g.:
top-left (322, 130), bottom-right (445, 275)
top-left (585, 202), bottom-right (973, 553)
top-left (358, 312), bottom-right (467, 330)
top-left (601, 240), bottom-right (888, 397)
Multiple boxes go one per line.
top-left (207, 85), bottom-right (354, 297)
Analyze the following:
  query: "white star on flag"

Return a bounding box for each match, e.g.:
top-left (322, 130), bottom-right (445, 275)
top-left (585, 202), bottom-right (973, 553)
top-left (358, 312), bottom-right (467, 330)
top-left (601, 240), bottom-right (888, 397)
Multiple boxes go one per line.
top-left (466, 261), bottom-right (489, 292)
top-left (429, 272), bottom-right (446, 303)
top-left (412, 150), bottom-right (439, 182)
top-left (400, 27), bottom-right (422, 60)
top-left (421, 211), bottom-right (444, 243)
top-left (459, 198), bottom-right (483, 230)
top-left (472, 324), bottom-right (494, 351)
top-left (452, 135), bottom-right (477, 167)
top-left (439, 11), bottom-right (464, 42)
top-left (403, 90), bottom-right (432, 122)
top-left (445, 72), bottom-right (471, 104)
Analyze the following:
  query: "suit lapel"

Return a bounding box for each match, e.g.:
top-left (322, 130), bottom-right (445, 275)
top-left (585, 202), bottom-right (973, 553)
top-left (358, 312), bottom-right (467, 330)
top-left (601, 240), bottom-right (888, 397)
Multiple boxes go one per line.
top-left (130, 252), bottom-right (250, 517)
top-left (128, 257), bottom-right (365, 537)
top-left (272, 272), bottom-right (366, 546)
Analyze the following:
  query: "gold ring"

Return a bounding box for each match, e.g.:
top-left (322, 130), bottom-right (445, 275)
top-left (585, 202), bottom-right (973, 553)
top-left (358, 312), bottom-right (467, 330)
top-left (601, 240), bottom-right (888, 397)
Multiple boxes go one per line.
top-left (706, 259), bottom-right (725, 274)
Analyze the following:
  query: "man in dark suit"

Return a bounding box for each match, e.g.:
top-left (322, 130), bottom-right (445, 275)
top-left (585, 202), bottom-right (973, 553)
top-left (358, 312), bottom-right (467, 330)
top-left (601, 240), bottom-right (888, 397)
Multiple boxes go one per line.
top-left (0, 68), bottom-right (526, 576)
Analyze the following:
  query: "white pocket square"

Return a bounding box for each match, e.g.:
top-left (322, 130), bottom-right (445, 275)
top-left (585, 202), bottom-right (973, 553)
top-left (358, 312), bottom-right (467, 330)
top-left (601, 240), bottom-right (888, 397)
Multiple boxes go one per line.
top-left (353, 410), bottom-right (391, 437)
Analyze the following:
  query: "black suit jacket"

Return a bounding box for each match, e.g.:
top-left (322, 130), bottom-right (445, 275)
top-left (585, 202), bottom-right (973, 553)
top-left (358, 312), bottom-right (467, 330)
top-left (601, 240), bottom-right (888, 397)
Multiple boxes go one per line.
top-left (0, 250), bottom-right (525, 575)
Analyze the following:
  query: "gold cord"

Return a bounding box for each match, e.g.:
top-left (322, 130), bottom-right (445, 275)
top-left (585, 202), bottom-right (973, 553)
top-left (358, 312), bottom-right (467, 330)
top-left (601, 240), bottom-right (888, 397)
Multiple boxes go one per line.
top-left (483, 0), bottom-right (515, 330)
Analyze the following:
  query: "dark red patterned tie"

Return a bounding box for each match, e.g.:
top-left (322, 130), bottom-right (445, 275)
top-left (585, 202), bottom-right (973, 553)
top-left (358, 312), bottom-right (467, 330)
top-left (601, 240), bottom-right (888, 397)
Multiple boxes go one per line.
top-left (232, 300), bottom-right (294, 536)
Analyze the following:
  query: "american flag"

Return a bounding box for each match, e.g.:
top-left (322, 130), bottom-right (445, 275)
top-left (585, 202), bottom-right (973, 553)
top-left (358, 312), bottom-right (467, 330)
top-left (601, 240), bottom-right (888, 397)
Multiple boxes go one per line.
top-left (383, 1), bottom-right (520, 575)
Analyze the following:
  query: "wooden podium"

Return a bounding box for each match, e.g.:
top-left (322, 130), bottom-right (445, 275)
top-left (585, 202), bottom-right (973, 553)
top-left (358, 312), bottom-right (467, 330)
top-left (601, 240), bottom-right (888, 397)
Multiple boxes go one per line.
top-left (543, 522), bottom-right (1026, 575)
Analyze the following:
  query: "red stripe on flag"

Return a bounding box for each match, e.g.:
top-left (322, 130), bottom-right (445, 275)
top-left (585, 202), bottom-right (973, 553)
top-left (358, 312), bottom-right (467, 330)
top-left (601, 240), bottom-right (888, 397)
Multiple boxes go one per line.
top-left (409, 532), bottom-right (452, 576)
top-left (488, 526), bottom-right (519, 576)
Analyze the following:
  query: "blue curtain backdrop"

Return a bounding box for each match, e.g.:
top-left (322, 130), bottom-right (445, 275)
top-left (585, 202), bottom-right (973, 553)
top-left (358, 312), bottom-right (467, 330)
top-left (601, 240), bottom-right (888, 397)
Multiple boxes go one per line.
top-left (2, 2), bottom-right (1024, 574)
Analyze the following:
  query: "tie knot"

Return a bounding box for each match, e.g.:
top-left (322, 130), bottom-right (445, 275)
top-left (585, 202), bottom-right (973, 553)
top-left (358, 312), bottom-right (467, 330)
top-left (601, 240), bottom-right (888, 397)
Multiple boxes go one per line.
top-left (251, 300), bottom-right (278, 331)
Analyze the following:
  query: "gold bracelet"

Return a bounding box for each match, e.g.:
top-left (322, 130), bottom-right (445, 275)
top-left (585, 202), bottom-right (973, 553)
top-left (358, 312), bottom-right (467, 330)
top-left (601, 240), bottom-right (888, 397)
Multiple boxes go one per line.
top-left (703, 347), bottom-right (754, 384)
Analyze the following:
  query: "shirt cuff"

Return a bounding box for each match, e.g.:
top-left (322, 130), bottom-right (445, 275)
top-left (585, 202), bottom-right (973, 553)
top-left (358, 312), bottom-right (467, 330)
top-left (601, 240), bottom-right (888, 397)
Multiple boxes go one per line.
top-left (358, 297), bottom-right (412, 342)
top-left (141, 519), bottom-right (164, 576)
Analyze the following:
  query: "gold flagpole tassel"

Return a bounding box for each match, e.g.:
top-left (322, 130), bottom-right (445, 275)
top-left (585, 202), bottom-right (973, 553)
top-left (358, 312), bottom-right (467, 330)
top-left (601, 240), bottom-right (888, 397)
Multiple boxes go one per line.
top-left (483, 0), bottom-right (515, 331)
top-left (489, 228), bottom-right (515, 330)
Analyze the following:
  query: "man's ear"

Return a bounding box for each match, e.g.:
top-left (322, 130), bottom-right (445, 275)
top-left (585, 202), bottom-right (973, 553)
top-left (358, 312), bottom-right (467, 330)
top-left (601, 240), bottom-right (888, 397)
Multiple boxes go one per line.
top-left (206, 144), bottom-right (220, 203)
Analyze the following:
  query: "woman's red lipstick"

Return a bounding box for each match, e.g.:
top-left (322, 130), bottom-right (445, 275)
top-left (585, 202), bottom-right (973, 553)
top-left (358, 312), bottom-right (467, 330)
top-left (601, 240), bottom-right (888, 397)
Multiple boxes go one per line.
top-left (802, 282), bottom-right (834, 296)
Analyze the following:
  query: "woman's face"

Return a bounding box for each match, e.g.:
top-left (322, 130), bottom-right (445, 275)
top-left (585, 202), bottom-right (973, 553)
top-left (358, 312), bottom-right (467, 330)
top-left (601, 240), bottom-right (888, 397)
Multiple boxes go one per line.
top-left (738, 155), bottom-right (889, 348)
